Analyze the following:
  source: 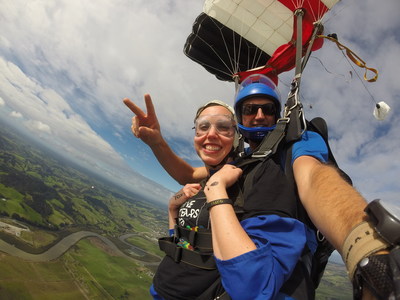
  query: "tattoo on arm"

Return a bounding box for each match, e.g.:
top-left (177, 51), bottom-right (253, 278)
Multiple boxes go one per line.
top-left (206, 181), bottom-right (219, 191)
top-left (174, 192), bottom-right (184, 200)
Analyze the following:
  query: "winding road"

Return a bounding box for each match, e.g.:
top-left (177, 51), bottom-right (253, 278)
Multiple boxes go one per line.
top-left (0, 231), bottom-right (160, 265)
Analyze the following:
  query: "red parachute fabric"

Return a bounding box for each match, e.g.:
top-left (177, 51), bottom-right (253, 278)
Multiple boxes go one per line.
top-left (235, 0), bottom-right (329, 84)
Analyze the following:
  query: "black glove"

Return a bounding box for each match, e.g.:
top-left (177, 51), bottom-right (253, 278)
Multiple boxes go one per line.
top-left (353, 247), bottom-right (400, 300)
top-left (390, 247), bottom-right (400, 299)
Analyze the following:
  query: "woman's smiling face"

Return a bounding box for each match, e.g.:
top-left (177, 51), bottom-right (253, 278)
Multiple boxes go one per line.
top-left (193, 105), bottom-right (235, 168)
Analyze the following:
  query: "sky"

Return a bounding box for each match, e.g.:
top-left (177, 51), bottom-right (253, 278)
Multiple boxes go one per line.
top-left (0, 0), bottom-right (399, 209)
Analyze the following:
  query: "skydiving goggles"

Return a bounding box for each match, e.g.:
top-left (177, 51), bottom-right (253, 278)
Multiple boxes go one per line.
top-left (193, 114), bottom-right (236, 137)
top-left (242, 103), bottom-right (276, 116)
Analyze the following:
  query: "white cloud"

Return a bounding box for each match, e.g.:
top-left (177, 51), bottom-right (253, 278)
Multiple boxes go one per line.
top-left (26, 120), bottom-right (52, 134)
top-left (10, 111), bottom-right (22, 118)
top-left (0, 0), bottom-right (399, 206)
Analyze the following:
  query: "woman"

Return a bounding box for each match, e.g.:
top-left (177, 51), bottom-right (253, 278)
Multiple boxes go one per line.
top-left (151, 100), bottom-right (240, 299)
top-left (146, 100), bottom-right (308, 300)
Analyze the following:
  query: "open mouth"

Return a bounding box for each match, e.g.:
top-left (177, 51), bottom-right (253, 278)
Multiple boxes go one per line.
top-left (204, 144), bottom-right (221, 151)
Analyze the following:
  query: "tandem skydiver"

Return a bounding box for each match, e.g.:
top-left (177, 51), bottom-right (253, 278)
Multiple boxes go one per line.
top-left (149, 100), bottom-right (311, 299)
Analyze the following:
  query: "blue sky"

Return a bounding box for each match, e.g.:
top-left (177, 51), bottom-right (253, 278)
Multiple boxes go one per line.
top-left (1, 0), bottom-right (399, 208)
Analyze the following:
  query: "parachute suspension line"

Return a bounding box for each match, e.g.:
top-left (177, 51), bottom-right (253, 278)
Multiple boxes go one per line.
top-left (301, 22), bottom-right (324, 73)
top-left (344, 51), bottom-right (376, 105)
top-left (321, 0), bottom-right (358, 28)
top-left (319, 34), bottom-right (390, 120)
top-left (248, 42), bottom-right (265, 73)
top-left (233, 74), bottom-right (240, 95)
top-left (196, 15), bottom-right (265, 80)
top-left (289, 0), bottom-right (326, 20)
top-left (232, 16), bottom-right (266, 78)
top-left (191, 17), bottom-right (238, 78)
top-left (300, 0), bottom-right (322, 24)
top-left (339, 43), bottom-right (391, 120)
top-left (234, 19), bottom-right (265, 75)
top-left (311, 56), bottom-right (351, 82)
top-left (231, 20), bottom-right (242, 76)
top-left (221, 20), bottom-right (240, 75)
top-left (319, 35), bottom-right (379, 82)
top-left (185, 41), bottom-right (233, 78)
top-left (185, 30), bottom-right (233, 77)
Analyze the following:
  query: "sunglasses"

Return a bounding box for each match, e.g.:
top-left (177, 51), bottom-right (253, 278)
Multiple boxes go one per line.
top-left (242, 103), bottom-right (276, 116)
top-left (194, 115), bottom-right (236, 137)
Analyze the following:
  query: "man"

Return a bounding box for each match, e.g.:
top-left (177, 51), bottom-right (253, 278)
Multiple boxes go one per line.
top-left (123, 74), bottom-right (393, 299)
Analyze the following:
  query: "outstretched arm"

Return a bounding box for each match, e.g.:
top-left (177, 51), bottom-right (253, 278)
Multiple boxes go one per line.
top-left (293, 156), bottom-right (367, 252)
top-left (123, 94), bottom-right (207, 184)
top-left (294, 156), bottom-right (391, 300)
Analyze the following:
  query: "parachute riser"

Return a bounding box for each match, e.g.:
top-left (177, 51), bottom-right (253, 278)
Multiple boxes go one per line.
top-left (282, 10), bottom-right (324, 141)
top-left (282, 9), bottom-right (313, 142)
top-left (302, 22), bottom-right (324, 72)
top-left (294, 9), bottom-right (305, 78)
top-left (283, 76), bottom-right (306, 142)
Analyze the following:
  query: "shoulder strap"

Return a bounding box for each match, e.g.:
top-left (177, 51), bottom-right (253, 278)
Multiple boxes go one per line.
top-left (250, 118), bottom-right (289, 158)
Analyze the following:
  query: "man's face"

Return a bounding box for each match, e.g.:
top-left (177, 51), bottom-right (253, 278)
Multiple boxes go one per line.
top-left (240, 98), bottom-right (276, 128)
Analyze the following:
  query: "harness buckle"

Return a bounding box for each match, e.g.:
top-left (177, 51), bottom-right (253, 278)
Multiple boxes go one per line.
top-left (251, 149), bottom-right (272, 158)
top-left (173, 246), bottom-right (182, 263)
top-left (276, 117), bottom-right (290, 124)
top-left (188, 230), bottom-right (196, 246)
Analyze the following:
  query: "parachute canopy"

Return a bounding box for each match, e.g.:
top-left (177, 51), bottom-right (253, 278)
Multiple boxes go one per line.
top-left (373, 101), bottom-right (391, 121)
top-left (184, 0), bottom-right (340, 83)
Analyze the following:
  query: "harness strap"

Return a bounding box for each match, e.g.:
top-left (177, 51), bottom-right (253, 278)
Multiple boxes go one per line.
top-left (300, 247), bottom-right (313, 276)
top-left (196, 277), bottom-right (231, 300)
top-left (158, 237), bottom-right (217, 270)
top-left (251, 118), bottom-right (289, 158)
top-left (175, 225), bottom-right (213, 252)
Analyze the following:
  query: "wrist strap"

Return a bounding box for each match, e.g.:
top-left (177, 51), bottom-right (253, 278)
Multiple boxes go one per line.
top-left (207, 198), bottom-right (233, 210)
top-left (341, 221), bottom-right (390, 280)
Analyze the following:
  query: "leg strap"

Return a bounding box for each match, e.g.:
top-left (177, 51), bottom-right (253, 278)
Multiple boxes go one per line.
top-left (158, 237), bottom-right (216, 270)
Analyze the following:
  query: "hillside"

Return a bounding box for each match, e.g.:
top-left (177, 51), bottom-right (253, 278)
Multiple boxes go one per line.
top-left (0, 121), bottom-right (168, 244)
top-left (317, 262), bottom-right (352, 299)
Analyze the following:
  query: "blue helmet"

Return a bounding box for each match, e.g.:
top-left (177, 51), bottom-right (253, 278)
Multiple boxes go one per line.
top-left (234, 74), bottom-right (281, 142)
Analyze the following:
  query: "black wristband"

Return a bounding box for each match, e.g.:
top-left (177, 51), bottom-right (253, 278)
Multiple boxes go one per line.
top-left (206, 198), bottom-right (233, 210)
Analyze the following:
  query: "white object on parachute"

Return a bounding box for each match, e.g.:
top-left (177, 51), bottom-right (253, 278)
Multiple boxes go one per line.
top-left (373, 101), bottom-right (391, 121)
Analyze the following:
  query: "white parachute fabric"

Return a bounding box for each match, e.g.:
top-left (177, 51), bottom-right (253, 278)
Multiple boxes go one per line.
top-left (202, 0), bottom-right (340, 59)
top-left (373, 101), bottom-right (391, 121)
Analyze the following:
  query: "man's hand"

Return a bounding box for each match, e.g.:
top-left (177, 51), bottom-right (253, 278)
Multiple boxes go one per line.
top-left (123, 94), bottom-right (163, 146)
top-left (354, 249), bottom-right (400, 300)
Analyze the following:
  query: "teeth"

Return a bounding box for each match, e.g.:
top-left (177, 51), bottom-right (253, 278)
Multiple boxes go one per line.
top-left (205, 145), bottom-right (221, 151)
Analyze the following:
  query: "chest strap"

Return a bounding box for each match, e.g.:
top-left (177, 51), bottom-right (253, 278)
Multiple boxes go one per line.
top-left (158, 236), bottom-right (216, 270)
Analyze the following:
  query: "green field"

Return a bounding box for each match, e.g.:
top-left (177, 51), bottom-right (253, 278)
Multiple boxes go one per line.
top-left (316, 263), bottom-right (353, 300)
top-left (126, 235), bottom-right (164, 258)
top-left (0, 238), bottom-right (153, 300)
